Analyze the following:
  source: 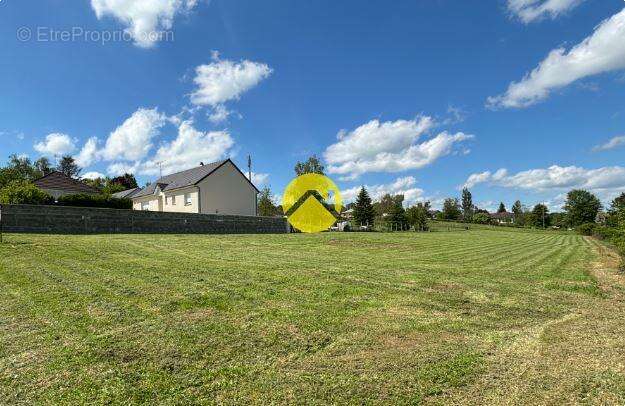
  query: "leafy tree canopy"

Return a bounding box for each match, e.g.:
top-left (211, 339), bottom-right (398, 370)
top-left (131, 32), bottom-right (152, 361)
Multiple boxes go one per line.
top-left (294, 155), bottom-right (324, 176)
top-left (564, 189), bottom-right (602, 227)
top-left (57, 156), bottom-right (81, 178)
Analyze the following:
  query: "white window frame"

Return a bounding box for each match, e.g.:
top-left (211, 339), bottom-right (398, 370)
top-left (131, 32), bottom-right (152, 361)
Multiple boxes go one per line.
top-left (171, 195), bottom-right (176, 205)
top-left (141, 201), bottom-right (150, 211)
top-left (185, 193), bottom-right (192, 206)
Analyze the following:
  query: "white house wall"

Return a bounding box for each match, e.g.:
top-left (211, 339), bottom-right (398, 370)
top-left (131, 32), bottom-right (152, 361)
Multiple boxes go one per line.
top-left (197, 161), bottom-right (257, 216)
top-left (162, 187), bottom-right (199, 214)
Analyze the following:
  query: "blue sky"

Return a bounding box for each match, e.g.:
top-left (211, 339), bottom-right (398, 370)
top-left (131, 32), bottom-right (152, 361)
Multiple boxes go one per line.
top-left (1, 0), bottom-right (625, 211)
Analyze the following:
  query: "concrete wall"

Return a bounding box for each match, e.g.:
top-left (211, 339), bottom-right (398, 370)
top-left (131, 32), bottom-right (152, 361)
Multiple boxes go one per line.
top-left (198, 161), bottom-right (257, 216)
top-left (0, 204), bottom-right (289, 235)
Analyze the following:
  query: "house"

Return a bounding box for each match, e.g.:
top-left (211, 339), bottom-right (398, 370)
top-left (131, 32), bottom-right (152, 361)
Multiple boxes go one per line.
top-left (490, 211), bottom-right (515, 225)
top-left (129, 159), bottom-right (260, 216)
top-left (111, 188), bottom-right (141, 199)
top-left (33, 171), bottom-right (99, 199)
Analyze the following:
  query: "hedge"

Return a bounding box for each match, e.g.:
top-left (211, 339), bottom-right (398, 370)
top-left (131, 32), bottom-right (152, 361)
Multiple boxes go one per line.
top-left (56, 193), bottom-right (132, 210)
top-left (0, 182), bottom-right (55, 205)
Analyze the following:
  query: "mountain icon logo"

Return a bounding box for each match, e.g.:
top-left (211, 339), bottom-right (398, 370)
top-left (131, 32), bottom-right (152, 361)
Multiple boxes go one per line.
top-left (281, 174), bottom-right (342, 233)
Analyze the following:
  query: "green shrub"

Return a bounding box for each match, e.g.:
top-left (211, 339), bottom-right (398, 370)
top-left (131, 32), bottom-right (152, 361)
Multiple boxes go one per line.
top-left (57, 193), bottom-right (132, 210)
top-left (0, 182), bottom-right (54, 205)
top-left (577, 223), bottom-right (596, 236)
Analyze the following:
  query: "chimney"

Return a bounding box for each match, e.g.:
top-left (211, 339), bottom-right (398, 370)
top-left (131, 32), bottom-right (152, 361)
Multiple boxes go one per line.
top-left (200, 162), bottom-right (204, 166)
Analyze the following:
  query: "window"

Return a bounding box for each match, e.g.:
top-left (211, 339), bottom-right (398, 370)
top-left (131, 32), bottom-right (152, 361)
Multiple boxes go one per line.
top-left (171, 195), bottom-right (176, 205)
top-left (185, 193), bottom-right (192, 206)
top-left (141, 201), bottom-right (150, 211)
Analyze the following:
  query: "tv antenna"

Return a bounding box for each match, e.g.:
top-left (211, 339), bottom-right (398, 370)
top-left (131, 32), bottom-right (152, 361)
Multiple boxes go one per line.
top-left (155, 161), bottom-right (165, 179)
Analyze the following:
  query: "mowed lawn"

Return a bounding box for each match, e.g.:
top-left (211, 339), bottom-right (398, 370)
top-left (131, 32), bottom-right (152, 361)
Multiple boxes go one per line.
top-left (1, 230), bottom-right (625, 404)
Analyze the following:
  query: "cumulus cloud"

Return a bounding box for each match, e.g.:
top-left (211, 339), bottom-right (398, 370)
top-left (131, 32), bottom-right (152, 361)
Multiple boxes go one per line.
top-left (488, 8), bottom-right (625, 109)
top-left (462, 165), bottom-right (625, 202)
top-left (90, 0), bottom-right (199, 48)
top-left (81, 171), bottom-right (106, 180)
top-left (342, 177), bottom-right (426, 207)
top-left (75, 137), bottom-right (99, 168)
top-left (324, 116), bottom-right (472, 180)
top-left (507, 0), bottom-right (584, 23)
top-left (593, 135), bottom-right (625, 152)
top-left (250, 172), bottom-right (269, 186)
top-left (107, 161), bottom-right (140, 177)
top-left (34, 133), bottom-right (76, 156)
top-left (190, 56), bottom-right (272, 107)
top-left (140, 120), bottom-right (235, 176)
top-left (100, 108), bottom-right (167, 162)
top-left (208, 104), bottom-right (233, 124)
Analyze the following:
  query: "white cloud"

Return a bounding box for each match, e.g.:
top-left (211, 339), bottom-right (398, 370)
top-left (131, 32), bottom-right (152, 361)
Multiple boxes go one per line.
top-left (507, 0), bottom-right (584, 24)
top-left (208, 104), bottom-right (233, 124)
top-left (140, 120), bottom-right (234, 176)
top-left (107, 161), bottom-right (140, 177)
top-left (324, 116), bottom-right (472, 180)
top-left (75, 137), bottom-right (99, 168)
top-left (34, 133), bottom-right (76, 156)
top-left (250, 172), bottom-right (269, 186)
top-left (81, 171), bottom-right (106, 180)
top-left (593, 135), bottom-right (625, 152)
top-left (488, 8), bottom-right (625, 109)
top-left (462, 165), bottom-right (625, 202)
top-left (342, 177), bottom-right (426, 207)
top-left (100, 108), bottom-right (167, 162)
top-left (90, 0), bottom-right (199, 48)
top-left (190, 57), bottom-right (272, 107)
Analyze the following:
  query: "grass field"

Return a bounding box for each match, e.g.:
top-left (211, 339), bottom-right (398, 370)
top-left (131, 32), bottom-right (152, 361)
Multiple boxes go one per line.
top-left (1, 229), bottom-right (625, 404)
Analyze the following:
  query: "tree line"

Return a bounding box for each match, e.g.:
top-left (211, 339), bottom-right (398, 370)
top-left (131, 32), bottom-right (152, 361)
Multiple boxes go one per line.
top-left (0, 154), bottom-right (138, 207)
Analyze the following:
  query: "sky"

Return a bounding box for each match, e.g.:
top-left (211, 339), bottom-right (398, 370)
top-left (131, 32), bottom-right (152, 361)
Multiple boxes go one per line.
top-left (1, 0), bottom-right (624, 212)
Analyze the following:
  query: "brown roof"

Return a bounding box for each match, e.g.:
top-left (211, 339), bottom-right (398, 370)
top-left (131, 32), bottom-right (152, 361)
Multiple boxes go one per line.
top-left (33, 172), bottom-right (99, 195)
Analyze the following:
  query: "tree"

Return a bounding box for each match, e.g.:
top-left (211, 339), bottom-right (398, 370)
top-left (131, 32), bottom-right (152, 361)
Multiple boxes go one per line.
top-left (531, 204), bottom-right (550, 228)
top-left (34, 157), bottom-right (53, 177)
top-left (388, 195), bottom-right (406, 226)
top-left (511, 200), bottom-right (523, 222)
top-left (257, 187), bottom-right (281, 217)
top-left (110, 173), bottom-right (138, 189)
top-left (294, 155), bottom-right (324, 176)
top-left (375, 194), bottom-right (400, 217)
top-left (352, 187), bottom-right (375, 227)
top-left (57, 156), bottom-right (81, 178)
top-left (406, 201), bottom-right (431, 230)
top-left (473, 212), bottom-right (491, 225)
top-left (442, 198), bottom-right (462, 220)
top-left (461, 188), bottom-right (474, 221)
top-left (0, 181), bottom-right (54, 205)
top-left (0, 154), bottom-right (40, 188)
top-left (564, 189), bottom-right (602, 227)
top-left (608, 193), bottom-right (625, 228)
top-left (497, 202), bottom-right (507, 213)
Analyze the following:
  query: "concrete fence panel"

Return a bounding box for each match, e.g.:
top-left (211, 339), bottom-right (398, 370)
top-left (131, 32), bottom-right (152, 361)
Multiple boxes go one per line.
top-left (0, 204), bottom-right (289, 235)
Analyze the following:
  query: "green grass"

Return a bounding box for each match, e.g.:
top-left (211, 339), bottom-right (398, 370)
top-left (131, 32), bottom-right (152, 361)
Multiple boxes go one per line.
top-left (1, 230), bottom-right (624, 404)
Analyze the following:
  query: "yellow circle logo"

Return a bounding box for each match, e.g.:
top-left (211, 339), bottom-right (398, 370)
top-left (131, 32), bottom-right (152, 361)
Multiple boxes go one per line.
top-left (282, 174), bottom-right (342, 233)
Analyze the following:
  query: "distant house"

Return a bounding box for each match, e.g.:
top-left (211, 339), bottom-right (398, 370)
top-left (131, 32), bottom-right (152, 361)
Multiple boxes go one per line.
top-left (111, 188), bottom-right (141, 199)
top-left (33, 171), bottom-right (99, 199)
top-left (490, 211), bottom-right (515, 224)
top-left (129, 159), bottom-right (260, 216)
